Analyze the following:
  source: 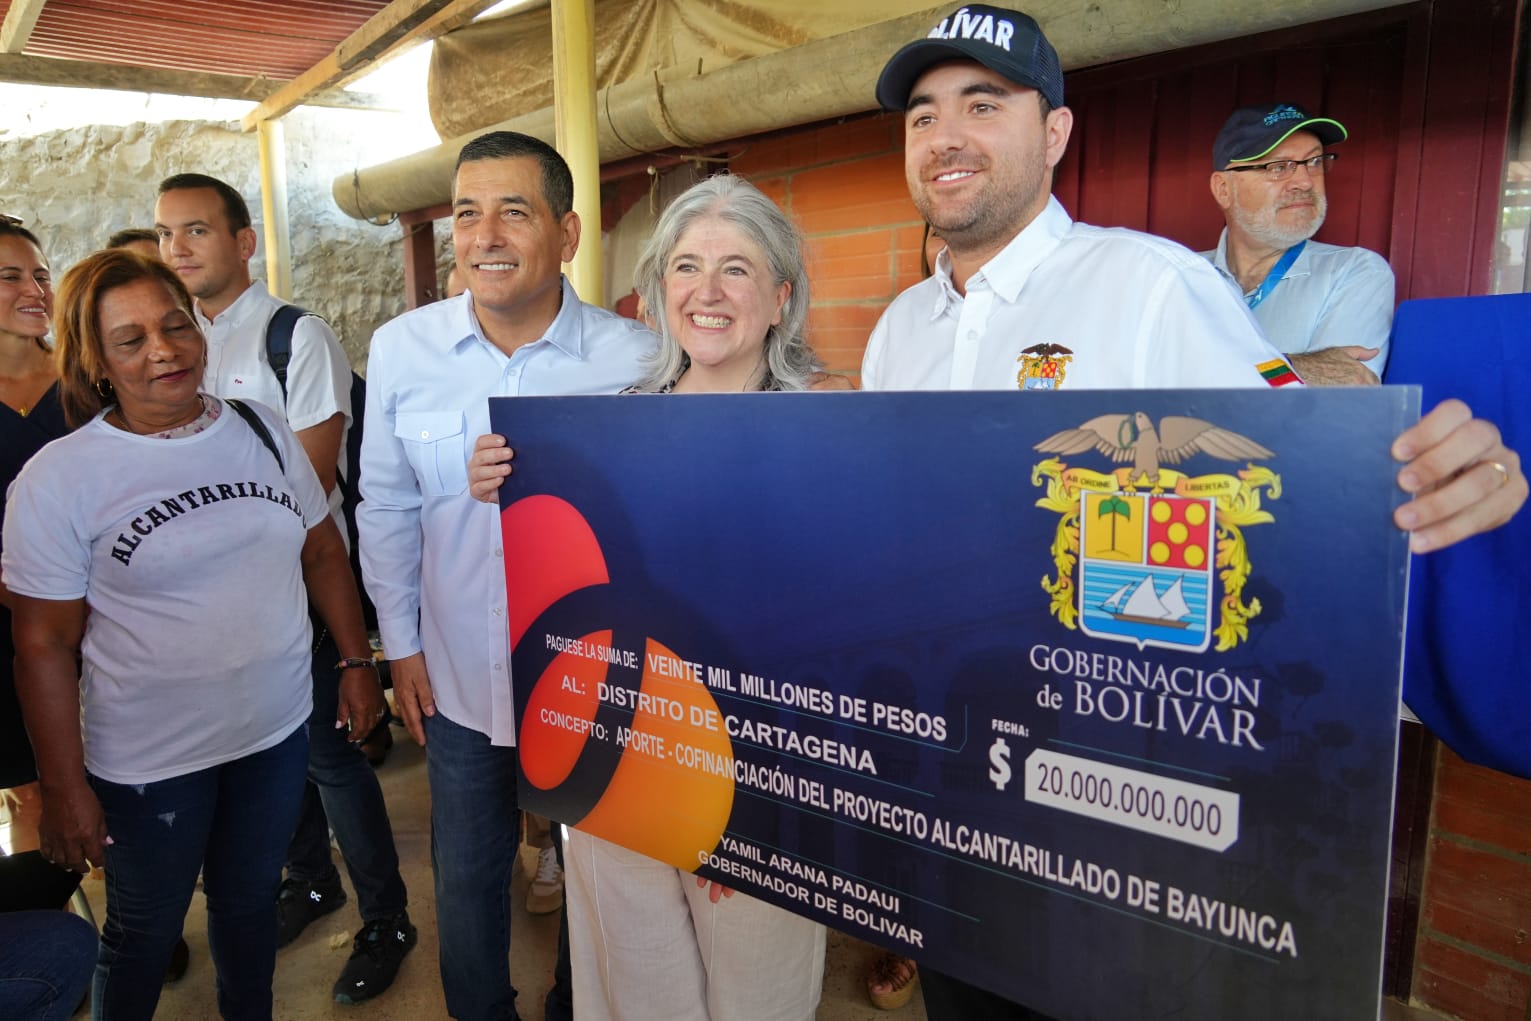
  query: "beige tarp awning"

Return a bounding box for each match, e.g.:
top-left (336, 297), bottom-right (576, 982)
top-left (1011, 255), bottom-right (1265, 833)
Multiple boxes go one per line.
top-left (427, 0), bottom-right (940, 140)
top-left (337, 0), bottom-right (1410, 219)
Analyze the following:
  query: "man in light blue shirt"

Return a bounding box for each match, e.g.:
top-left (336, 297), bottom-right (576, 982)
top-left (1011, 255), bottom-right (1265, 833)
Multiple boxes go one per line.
top-left (356, 130), bottom-right (654, 1021)
top-left (1205, 103), bottom-right (1395, 384)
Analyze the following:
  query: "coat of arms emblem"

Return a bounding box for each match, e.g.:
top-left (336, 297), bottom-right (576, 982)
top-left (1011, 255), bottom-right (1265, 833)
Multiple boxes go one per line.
top-left (1017, 343), bottom-right (1074, 390)
top-left (1032, 412), bottom-right (1281, 652)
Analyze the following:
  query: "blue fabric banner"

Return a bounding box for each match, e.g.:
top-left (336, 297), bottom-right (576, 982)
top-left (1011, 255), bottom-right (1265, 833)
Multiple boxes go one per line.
top-left (493, 387), bottom-right (1417, 1020)
top-left (1385, 293), bottom-right (1531, 779)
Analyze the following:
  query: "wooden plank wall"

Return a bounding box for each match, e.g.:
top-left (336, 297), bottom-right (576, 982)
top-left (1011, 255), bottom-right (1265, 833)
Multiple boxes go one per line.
top-left (1052, 1), bottom-right (1521, 307)
top-left (1054, 8), bottom-right (1416, 282)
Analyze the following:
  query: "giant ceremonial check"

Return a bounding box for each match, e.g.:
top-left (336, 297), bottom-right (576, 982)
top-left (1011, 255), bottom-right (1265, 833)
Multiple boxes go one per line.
top-left (491, 387), bottom-right (1418, 1020)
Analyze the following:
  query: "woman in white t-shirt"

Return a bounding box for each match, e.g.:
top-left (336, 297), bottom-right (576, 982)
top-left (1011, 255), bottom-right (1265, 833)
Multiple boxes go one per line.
top-left (2, 249), bottom-right (381, 1021)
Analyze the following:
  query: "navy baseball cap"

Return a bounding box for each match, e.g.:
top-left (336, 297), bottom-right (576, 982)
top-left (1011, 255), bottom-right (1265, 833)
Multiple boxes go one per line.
top-left (1213, 103), bottom-right (1347, 169)
top-left (876, 5), bottom-right (1064, 112)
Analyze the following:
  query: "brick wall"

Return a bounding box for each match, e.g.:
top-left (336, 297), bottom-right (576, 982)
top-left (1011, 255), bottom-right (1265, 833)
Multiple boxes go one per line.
top-left (1414, 747), bottom-right (1531, 1020)
top-left (730, 112), bottom-right (921, 378)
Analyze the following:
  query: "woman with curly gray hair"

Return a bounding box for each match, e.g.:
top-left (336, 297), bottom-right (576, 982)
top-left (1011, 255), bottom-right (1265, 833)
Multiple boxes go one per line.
top-left (562, 173), bottom-right (838, 1019)
top-left (627, 173), bottom-right (849, 395)
top-left (470, 173), bottom-right (845, 1019)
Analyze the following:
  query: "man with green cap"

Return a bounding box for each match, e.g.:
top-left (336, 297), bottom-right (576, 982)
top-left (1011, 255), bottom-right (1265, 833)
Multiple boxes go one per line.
top-left (1206, 102), bottom-right (1395, 384)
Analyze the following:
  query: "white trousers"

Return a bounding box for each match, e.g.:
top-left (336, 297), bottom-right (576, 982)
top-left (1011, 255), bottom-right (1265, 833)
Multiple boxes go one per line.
top-left (566, 829), bottom-right (827, 1020)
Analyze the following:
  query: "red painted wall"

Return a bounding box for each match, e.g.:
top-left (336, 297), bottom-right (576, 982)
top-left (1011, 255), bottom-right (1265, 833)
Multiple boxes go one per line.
top-left (1056, 13), bottom-right (1411, 271)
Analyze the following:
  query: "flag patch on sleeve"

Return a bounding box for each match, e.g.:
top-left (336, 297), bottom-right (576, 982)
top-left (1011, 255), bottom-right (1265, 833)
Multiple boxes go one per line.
top-left (1256, 357), bottom-right (1301, 387)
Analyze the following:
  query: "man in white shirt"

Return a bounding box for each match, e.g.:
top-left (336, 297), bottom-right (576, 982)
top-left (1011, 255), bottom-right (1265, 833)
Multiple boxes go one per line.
top-left (154, 174), bottom-right (414, 1004)
top-left (866, 5), bottom-right (1525, 1018)
top-left (863, 10), bottom-right (1295, 396)
top-left (356, 131), bottom-right (654, 1021)
top-left (1204, 103), bottom-right (1395, 383)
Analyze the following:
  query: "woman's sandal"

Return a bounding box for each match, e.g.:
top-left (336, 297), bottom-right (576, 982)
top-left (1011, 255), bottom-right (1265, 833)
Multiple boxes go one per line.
top-left (867, 952), bottom-right (919, 1010)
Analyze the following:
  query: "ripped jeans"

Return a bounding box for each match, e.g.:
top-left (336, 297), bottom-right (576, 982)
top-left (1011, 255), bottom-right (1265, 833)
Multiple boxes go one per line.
top-left (88, 724), bottom-right (308, 1021)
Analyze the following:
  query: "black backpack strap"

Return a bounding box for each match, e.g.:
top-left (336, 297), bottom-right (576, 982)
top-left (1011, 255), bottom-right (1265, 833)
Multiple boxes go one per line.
top-left (264, 304), bottom-right (314, 401)
top-left (227, 398), bottom-right (284, 474)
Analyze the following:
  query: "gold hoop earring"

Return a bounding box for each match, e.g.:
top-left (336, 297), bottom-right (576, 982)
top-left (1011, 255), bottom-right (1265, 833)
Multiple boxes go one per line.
top-left (94, 378), bottom-right (114, 399)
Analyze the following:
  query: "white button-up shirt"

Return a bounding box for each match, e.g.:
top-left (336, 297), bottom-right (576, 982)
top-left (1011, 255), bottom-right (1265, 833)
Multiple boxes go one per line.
top-left (196, 280), bottom-right (353, 534)
top-left (862, 197), bottom-right (1289, 392)
top-left (1205, 231), bottom-right (1395, 378)
top-left (357, 279), bottom-right (656, 745)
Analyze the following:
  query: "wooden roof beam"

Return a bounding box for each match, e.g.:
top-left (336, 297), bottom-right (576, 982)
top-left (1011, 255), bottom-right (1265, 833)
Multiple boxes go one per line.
top-left (0, 52), bottom-right (386, 109)
top-left (240, 0), bottom-right (494, 130)
top-left (1, 0), bottom-right (48, 53)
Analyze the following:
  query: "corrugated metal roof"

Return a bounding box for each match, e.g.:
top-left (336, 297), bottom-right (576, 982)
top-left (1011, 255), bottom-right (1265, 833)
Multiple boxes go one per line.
top-left (1, 0), bottom-right (392, 80)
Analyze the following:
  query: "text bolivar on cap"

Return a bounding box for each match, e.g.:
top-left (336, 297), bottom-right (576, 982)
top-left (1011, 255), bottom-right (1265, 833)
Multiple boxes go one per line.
top-left (876, 5), bottom-right (1065, 112)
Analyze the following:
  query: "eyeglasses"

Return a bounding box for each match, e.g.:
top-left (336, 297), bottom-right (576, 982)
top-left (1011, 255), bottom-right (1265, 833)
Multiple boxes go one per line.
top-left (1224, 153), bottom-right (1338, 181)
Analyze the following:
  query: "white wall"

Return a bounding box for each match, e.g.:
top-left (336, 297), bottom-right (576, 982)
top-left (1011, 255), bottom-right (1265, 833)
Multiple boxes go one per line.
top-left (0, 106), bottom-right (449, 372)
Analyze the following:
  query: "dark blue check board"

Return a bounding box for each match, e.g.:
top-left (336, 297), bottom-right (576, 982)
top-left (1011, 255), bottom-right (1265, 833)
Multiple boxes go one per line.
top-left (492, 387), bottom-right (1418, 1021)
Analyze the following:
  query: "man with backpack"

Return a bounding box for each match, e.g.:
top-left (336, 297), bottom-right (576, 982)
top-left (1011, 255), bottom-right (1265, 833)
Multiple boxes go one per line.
top-left (154, 173), bottom-right (415, 1006)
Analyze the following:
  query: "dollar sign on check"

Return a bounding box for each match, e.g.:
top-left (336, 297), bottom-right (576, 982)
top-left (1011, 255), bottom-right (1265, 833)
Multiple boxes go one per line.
top-left (989, 737), bottom-right (1012, 791)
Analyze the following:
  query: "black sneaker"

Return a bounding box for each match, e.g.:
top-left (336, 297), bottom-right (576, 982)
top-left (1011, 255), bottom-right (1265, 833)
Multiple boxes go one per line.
top-left (332, 912), bottom-right (418, 1005)
top-left (275, 875), bottom-right (347, 948)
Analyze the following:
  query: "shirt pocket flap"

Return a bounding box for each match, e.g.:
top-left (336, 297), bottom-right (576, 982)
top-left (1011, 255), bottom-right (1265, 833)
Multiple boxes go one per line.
top-left (393, 411), bottom-right (468, 497)
top-left (395, 412), bottom-right (466, 445)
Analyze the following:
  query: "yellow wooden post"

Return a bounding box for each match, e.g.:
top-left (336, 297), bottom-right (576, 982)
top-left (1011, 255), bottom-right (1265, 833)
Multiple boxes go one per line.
top-left (550, 0), bottom-right (603, 306)
top-left (256, 119), bottom-right (294, 301)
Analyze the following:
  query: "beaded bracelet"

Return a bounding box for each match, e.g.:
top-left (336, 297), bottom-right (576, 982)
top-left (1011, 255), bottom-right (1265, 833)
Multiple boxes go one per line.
top-left (335, 657), bottom-right (378, 671)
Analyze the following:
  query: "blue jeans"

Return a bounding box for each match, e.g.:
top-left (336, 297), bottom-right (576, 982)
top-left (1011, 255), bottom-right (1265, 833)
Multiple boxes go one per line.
top-left (0, 910), bottom-right (96, 1021)
top-left (285, 630), bottom-right (407, 922)
top-left (424, 711), bottom-right (521, 1021)
top-left (90, 725), bottom-right (308, 1021)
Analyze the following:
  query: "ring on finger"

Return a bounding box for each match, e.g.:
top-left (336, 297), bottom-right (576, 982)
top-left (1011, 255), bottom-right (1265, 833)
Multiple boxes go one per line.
top-left (1488, 460), bottom-right (1511, 489)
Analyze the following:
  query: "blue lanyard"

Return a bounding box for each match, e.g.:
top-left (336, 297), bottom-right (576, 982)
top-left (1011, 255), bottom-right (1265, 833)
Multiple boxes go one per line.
top-left (1245, 241), bottom-right (1305, 310)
